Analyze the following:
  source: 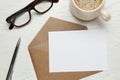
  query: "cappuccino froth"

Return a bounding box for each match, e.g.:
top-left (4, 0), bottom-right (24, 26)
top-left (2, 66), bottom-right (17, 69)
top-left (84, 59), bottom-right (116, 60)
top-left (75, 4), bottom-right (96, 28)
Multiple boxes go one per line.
top-left (74, 0), bottom-right (102, 11)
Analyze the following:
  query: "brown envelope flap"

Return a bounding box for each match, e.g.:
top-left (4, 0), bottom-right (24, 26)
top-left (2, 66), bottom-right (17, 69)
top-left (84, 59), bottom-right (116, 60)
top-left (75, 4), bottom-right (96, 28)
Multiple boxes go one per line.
top-left (28, 17), bottom-right (100, 80)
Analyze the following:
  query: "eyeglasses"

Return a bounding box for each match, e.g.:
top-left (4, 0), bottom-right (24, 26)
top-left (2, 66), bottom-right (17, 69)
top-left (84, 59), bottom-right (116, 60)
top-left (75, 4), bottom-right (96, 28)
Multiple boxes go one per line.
top-left (6, 0), bottom-right (59, 30)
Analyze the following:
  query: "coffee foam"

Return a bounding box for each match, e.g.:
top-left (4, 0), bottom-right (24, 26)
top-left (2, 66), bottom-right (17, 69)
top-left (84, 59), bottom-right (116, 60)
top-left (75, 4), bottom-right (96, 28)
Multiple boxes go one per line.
top-left (74, 0), bottom-right (102, 11)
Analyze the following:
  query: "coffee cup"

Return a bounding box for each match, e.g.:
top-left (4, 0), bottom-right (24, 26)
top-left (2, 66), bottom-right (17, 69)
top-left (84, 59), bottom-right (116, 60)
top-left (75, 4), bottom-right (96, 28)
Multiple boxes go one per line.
top-left (70, 0), bottom-right (111, 21)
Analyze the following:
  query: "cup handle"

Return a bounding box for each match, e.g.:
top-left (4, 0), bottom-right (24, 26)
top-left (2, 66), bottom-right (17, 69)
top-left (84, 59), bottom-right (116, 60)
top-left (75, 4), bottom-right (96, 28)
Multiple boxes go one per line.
top-left (100, 9), bottom-right (111, 21)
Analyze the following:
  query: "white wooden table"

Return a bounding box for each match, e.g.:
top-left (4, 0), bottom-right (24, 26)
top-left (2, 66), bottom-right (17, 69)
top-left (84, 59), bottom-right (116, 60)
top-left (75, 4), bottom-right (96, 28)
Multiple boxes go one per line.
top-left (0, 0), bottom-right (120, 80)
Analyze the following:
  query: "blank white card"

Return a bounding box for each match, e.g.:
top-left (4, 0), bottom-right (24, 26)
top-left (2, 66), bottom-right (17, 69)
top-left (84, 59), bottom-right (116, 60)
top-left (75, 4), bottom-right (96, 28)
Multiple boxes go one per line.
top-left (48, 29), bottom-right (108, 72)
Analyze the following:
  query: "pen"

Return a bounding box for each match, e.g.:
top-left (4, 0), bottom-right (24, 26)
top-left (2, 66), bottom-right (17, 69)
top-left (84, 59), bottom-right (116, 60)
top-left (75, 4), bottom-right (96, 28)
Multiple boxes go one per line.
top-left (6, 37), bottom-right (21, 80)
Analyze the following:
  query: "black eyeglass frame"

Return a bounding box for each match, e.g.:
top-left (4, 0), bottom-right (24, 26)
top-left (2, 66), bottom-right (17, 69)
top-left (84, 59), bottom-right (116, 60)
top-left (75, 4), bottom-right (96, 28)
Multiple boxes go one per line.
top-left (6, 0), bottom-right (58, 29)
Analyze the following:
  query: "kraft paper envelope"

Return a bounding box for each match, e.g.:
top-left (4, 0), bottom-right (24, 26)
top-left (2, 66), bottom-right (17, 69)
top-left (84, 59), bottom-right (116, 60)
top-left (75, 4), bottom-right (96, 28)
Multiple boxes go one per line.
top-left (28, 17), bottom-right (100, 80)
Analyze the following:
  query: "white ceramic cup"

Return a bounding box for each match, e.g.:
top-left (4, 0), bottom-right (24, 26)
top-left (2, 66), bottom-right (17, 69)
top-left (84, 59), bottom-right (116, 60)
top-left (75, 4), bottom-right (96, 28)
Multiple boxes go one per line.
top-left (70, 0), bottom-right (111, 21)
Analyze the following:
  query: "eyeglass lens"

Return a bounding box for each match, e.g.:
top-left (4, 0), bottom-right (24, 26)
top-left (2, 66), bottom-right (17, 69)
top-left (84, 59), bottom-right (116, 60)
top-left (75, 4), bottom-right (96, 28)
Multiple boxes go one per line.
top-left (35, 1), bottom-right (53, 13)
top-left (14, 12), bottom-right (30, 26)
